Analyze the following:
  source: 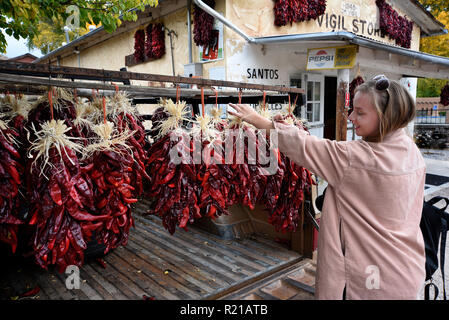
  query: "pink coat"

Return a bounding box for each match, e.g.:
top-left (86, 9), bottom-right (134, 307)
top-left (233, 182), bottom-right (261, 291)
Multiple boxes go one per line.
top-left (272, 119), bottom-right (426, 300)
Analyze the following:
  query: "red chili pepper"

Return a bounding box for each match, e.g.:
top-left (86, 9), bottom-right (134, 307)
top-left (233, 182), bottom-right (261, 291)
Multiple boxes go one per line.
top-left (49, 180), bottom-right (63, 206)
top-left (4, 163), bottom-right (20, 185)
top-left (28, 209), bottom-right (39, 225)
top-left (123, 198), bottom-right (138, 204)
top-left (18, 285), bottom-right (40, 298)
top-left (207, 205), bottom-right (216, 218)
top-left (179, 207), bottom-right (190, 228)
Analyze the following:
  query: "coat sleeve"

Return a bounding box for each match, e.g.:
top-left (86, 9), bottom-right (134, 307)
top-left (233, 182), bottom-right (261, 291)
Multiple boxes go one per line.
top-left (271, 119), bottom-right (350, 187)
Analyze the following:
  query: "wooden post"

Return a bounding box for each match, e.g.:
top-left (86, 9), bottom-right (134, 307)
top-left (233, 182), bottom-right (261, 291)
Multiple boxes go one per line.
top-left (336, 68), bottom-right (349, 141)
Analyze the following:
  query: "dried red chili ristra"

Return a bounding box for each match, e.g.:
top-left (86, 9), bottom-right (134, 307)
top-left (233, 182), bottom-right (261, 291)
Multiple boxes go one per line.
top-left (376, 0), bottom-right (412, 48)
top-left (440, 84), bottom-right (449, 107)
top-left (349, 76), bottom-right (365, 115)
top-left (116, 112), bottom-right (150, 196)
top-left (264, 117), bottom-right (315, 233)
top-left (145, 23), bottom-right (154, 58)
top-left (151, 23), bottom-right (166, 59)
top-left (0, 125), bottom-right (24, 253)
top-left (193, 0), bottom-right (215, 47)
top-left (83, 147), bottom-right (136, 254)
top-left (27, 145), bottom-right (105, 271)
top-left (134, 29), bottom-right (146, 62)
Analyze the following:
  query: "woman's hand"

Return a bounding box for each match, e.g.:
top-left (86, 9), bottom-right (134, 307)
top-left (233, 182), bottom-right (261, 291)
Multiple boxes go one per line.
top-left (228, 103), bottom-right (274, 132)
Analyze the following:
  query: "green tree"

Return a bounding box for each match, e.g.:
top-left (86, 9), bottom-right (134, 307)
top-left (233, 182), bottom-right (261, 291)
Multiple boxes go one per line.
top-left (0, 0), bottom-right (159, 54)
top-left (26, 16), bottom-right (91, 55)
top-left (417, 0), bottom-right (449, 97)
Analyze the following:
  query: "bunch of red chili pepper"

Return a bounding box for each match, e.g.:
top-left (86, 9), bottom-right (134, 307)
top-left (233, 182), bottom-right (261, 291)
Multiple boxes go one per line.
top-left (26, 142), bottom-right (105, 272)
top-left (376, 0), bottom-right (413, 48)
top-left (150, 23), bottom-right (166, 59)
top-left (267, 153), bottom-right (314, 233)
top-left (0, 122), bottom-right (24, 253)
top-left (193, 0), bottom-right (216, 47)
top-left (134, 29), bottom-right (146, 62)
top-left (20, 89), bottom-right (148, 271)
top-left (440, 84), bottom-right (449, 107)
top-left (274, 0), bottom-right (326, 26)
top-left (82, 147), bottom-right (137, 255)
top-left (349, 76), bottom-right (364, 115)
top-left (147, 133), bottom-right (201, 234)
top-left (116, 111), bottom-right (150, 196)
top-left (146, 98), bottom-right (315, 235)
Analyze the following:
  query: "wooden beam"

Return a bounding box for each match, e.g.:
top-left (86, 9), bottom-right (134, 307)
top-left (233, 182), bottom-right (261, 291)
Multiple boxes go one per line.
top-left (125, 54), bottom-right (159, 67)
top-left (0, 74), bottom-right (303, 106)
top-left (0, 61), bottom-right (305, 94)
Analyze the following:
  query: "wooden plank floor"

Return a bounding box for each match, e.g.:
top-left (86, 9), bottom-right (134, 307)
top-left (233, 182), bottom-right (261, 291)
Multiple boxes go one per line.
top-left (0, 199), bottom-right (303, 300)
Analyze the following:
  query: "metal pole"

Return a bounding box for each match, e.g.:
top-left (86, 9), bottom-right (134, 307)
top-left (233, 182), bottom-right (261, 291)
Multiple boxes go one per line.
top-left (187, 0), bottom-right (193, 64)
top-left (166, 28), bottom-right (178, 77)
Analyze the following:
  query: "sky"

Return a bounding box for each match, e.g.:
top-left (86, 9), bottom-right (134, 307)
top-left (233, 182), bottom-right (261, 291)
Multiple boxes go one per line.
top-left (3, 33), bottom-right (43, 59)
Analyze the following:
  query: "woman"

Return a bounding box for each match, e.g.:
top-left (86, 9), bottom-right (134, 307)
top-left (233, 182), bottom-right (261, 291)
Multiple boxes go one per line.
top-left (228, 75), bottom-right (426, 300)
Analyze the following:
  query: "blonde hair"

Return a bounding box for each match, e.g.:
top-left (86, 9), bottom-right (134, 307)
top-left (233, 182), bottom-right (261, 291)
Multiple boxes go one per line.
top-left (354, 80), bottom-right (415, 142)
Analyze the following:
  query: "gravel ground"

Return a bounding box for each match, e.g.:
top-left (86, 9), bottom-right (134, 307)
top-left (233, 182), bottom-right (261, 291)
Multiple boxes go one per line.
top-left (418, 148), bottom-right (449, 300)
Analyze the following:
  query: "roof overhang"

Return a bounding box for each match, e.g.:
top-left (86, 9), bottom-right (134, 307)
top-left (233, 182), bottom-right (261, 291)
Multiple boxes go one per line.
top-left (34, 0), bottom-right (172, 64)
top-left (250, 31), bottom-right (449, 79)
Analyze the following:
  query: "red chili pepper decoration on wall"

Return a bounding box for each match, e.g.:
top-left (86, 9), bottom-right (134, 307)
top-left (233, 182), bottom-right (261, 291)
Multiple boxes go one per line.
top-left (376, 0), bottom-right (413, 49)
top-left (193, 0), bottom-right (216, 47)
top-left (134, 29), bottom-right (146, 62)
top-left (440, 84), bottom-right (449, 107)
top-left (145, 23), bottom-right (153, 59)
top-left (349, 76), bottom-right (365, 115)
top-left (151, 23), bottom-right (166, 59)
top-left (274, 0), bottom-right (326, 27)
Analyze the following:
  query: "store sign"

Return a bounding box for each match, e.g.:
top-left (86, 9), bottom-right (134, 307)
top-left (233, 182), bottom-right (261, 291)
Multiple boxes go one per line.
top-left (246, 68), bottom-right (279, 80)
top-left (306, 45), bottom-right (357, 70)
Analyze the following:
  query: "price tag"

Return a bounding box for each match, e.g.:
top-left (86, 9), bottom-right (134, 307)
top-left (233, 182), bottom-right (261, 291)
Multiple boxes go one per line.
top-left (345, 92), bottom-right (350, 108)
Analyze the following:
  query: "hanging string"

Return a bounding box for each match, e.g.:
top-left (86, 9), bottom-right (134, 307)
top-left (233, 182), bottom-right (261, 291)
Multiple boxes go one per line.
top-left (111, 82), bottom-right (119, 94)
top-left (74, 88), bottom-right (78, 104)
top-left (293, 94), bottom-right (299, 115)
top-left (176, 85), bottom-right (180, 104)
top-left (238, 89), bottom-right (242, 104)
top-left (263, 90), bottom-right (266, 111)
top-left (211, 87), bottom-right (218, 108)
top-left (49, 88), bottom-right (54, 121)
top-left (201, 87), bottom-right (205, 116)
top-left (102, 96), bottom-right (107, 124)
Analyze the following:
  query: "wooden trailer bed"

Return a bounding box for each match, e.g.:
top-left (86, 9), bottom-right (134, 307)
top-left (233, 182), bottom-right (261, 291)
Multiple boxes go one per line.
top-left (0, 199), bottom-right (315, 300)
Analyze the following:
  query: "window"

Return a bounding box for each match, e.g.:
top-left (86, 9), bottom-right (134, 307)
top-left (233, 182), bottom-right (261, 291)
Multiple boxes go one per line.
top-left (306, 80), bottom-right (321, 123)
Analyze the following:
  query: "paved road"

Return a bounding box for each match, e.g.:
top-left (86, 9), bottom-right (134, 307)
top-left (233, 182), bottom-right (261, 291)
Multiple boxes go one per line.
top-left (418, 149), bottom-right (449, 300)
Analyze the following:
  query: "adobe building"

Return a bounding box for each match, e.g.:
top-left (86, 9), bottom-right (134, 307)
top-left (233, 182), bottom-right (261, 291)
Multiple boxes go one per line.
top-left (35, 0), bottom-right (449, 141)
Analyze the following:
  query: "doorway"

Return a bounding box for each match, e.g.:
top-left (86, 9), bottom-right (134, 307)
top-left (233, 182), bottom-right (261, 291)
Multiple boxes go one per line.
top-left (324, 76), bottom-right (337, 140)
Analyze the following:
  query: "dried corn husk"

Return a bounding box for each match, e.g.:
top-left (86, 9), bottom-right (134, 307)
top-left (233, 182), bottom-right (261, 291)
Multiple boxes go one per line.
top-left (27, 119), bottom-right (84, 177)
top-left (84, 121), bottom-right (136, 159)
top-left (191, 113), bottom-right (222, 145)
top-left (73, 100), bottom-right (99, 129)
top-left (35, 87), bottom-right (74, 112)
top-left (107, 92), bottom-right (136, 120)
top-left (153, 98), bottom-right (191, 140)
